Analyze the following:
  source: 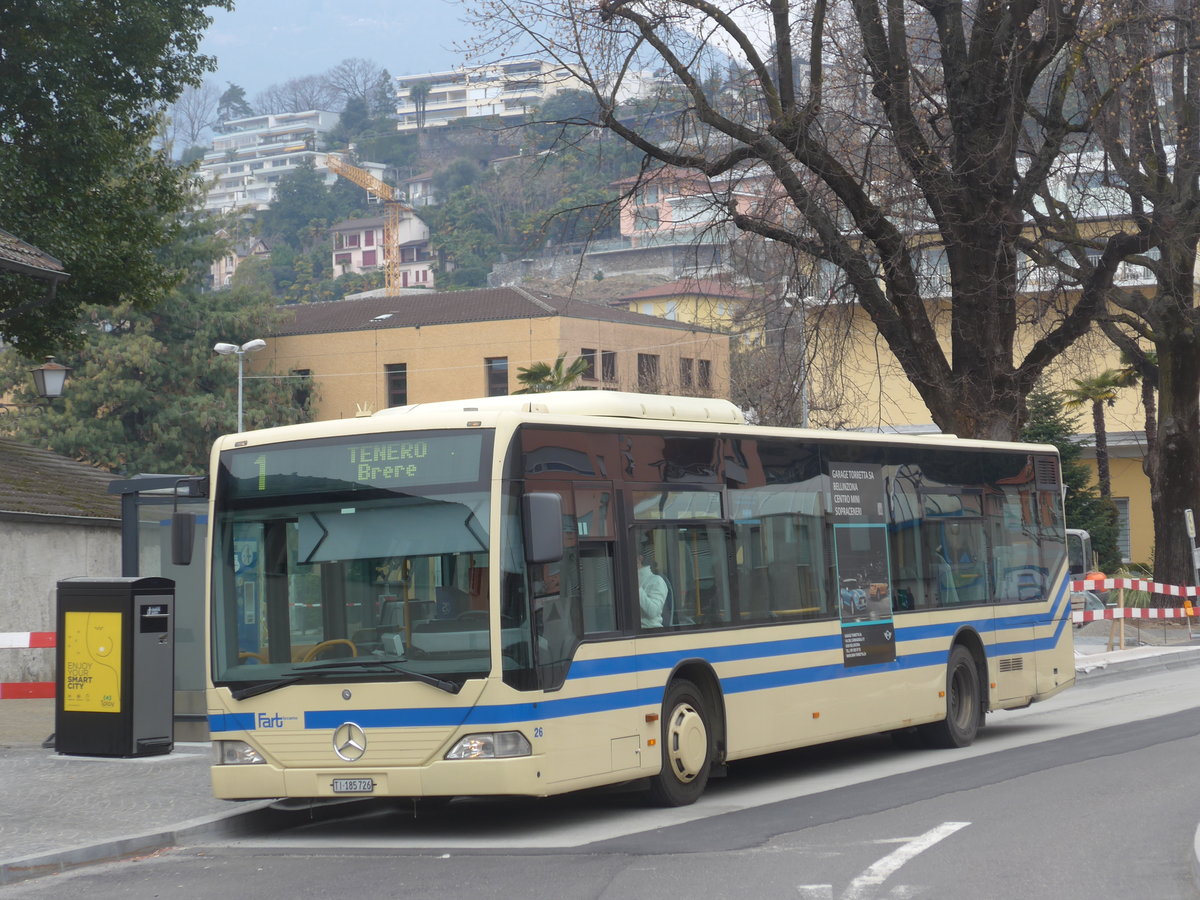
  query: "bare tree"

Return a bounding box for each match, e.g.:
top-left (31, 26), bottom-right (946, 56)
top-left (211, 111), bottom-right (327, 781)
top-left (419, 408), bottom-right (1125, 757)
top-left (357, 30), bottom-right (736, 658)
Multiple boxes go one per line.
top-left (1021, 0), bottom-right (1200, 589)
top-left (171, 79), bottom-right (221, 148)
top-left (254, 75), bottom-right (339, 115)
top-left (465, 0), bottom-right (1138, 441)
top-left (323, 58), bottom-right (388, 110)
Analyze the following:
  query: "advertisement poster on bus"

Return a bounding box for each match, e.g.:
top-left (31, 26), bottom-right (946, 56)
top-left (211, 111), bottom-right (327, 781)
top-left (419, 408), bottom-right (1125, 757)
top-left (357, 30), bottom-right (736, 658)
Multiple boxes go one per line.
top-left (829, 462), bottom-right (897, 667)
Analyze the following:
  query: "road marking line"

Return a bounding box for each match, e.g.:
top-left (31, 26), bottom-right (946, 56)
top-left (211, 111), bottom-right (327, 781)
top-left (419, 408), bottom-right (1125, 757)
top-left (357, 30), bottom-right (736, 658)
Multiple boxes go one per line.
top-left (841, 822), bottom-right (970, 899)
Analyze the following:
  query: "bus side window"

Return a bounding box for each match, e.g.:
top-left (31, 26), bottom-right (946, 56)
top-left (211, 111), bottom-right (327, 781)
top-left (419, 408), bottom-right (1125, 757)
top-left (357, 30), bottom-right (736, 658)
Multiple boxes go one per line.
top-left (579, 544), bottom-right (616, 633)
top-left (641, 524), bottom-right (733, 628)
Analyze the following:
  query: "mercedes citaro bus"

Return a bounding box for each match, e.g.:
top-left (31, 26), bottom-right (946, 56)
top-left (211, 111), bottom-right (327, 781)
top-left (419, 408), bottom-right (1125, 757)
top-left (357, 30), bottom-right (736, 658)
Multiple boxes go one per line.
top-left (190, 391), bottom-right (1074, 806)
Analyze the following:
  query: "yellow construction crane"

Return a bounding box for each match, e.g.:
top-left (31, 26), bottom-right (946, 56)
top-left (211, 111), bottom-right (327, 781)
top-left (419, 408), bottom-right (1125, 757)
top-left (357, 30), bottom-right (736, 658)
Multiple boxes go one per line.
top-left (325, 153), bottom-right (411, 293)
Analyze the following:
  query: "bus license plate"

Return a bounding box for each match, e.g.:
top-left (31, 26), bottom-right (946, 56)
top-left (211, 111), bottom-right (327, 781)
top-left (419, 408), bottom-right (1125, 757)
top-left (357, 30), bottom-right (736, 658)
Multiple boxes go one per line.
top-left (332, 778), bottom-right (375, 794)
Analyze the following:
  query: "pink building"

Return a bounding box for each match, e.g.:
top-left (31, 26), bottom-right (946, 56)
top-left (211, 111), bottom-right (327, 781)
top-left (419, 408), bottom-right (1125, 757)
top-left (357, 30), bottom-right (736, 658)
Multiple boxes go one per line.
top-left (330, 215), bottom-right (436, 288)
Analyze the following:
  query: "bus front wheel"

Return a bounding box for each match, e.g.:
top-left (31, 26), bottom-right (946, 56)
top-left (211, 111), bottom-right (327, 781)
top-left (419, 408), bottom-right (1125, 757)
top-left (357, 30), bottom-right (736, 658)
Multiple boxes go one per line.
top-left (919, 645), bottom-right (981, 748)
top-left (648, 679), bottom-right (714, 807)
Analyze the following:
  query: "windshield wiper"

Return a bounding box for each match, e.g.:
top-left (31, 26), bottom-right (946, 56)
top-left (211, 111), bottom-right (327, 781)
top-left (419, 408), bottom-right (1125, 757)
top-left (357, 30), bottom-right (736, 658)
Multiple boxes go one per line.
top-left (293, 657), bottom-right (463, 694)
top-left (230, 676), bottom-right (302, 701)
top-left (227, 659), bottom-right (463, 701)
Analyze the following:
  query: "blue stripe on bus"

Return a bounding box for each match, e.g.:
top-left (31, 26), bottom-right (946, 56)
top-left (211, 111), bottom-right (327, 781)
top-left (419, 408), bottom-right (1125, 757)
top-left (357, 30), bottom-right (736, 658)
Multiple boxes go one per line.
top-left (210, 713), bottom-right (256, 732)
top-left (302, 687), bottom-right (667, 730)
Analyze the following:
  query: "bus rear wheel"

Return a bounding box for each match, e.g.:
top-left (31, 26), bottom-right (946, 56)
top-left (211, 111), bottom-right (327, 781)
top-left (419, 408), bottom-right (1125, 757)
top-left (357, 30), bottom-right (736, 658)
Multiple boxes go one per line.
top-left (919, 644), bottom-right (981, 748)
top-left (647, 679), bottom-right (713, 807)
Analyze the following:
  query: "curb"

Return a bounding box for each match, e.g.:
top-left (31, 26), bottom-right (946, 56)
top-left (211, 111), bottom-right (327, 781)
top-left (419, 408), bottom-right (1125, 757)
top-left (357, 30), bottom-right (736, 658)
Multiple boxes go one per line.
top-left (1074, 645), bottom-right (1200, 681)
top-left (0, 801), bottom-right (272, 887)
top-left (0, 795), bottom-right (379, 886)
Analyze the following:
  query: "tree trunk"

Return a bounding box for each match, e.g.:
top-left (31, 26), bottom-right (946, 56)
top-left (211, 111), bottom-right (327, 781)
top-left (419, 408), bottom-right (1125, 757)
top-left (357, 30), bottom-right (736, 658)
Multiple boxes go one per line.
top-left (1092, 400), bottom-right (1111, 500)
top-left (1141, 377), bottom-right (1157, 483)
top-left (1148, 337), bottom-right (1200, 593)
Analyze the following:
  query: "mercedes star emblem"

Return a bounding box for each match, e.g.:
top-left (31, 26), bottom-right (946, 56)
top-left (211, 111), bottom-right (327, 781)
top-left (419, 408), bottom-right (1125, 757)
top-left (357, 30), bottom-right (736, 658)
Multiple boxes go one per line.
top-left (332, 722), bottom-right (367, 761)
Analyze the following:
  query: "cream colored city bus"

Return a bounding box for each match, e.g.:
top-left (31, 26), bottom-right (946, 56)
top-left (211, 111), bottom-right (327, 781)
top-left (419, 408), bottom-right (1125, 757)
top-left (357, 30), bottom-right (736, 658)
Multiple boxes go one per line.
top-left (200, 391), bottom-right (1074, 807)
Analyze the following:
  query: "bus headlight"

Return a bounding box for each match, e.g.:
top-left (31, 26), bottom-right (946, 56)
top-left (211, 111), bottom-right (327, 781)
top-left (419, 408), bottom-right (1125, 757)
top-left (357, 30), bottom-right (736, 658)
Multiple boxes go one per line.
top-left (213, 740), bottom-right (265, 765)
top-left (445, 731), bottom-right (532, 759)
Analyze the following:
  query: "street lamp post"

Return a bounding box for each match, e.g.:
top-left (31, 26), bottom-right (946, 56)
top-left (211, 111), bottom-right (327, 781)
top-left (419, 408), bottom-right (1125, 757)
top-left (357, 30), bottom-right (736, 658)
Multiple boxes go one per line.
top-left (0, 356), bottom-right (71, 417)
top-left (213, 339), bottom-right (266, 432)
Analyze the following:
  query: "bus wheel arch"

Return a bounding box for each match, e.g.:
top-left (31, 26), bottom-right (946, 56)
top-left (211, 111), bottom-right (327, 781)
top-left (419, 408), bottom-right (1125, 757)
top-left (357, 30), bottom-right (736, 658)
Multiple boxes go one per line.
top-left (918, 632), bottom-right (987, 749)
top-left (647, 662), bottom-right (724, 807)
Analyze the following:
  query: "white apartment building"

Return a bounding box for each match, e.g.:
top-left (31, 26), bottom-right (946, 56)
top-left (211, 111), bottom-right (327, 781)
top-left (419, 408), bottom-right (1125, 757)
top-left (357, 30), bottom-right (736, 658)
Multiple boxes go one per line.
top-left (198, 111), bottom-right (387, 214)
top-left (393, 59), bottom-right (583, 132)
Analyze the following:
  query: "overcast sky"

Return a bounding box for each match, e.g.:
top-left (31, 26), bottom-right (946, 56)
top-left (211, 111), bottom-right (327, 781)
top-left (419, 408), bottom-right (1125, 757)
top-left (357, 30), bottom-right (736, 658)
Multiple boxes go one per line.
top-left (199, 1), bottom-right (477, 96)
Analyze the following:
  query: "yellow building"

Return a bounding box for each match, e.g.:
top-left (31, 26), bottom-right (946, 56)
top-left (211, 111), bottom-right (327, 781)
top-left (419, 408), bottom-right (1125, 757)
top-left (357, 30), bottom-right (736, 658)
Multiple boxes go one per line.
top-left (253, 287), bottom-right (731, 421)
top-left (619, 277), bottom-right (753, 333)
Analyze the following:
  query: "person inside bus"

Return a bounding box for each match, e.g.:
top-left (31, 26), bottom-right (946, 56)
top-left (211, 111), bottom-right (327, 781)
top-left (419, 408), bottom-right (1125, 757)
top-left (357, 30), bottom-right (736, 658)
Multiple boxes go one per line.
top-left (638, 544), bottom-right (669, 627)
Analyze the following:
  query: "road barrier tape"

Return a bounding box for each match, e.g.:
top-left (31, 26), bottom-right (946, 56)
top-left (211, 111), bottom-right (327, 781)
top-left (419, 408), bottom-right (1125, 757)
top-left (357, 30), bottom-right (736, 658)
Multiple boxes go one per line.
top-left (0, 632), bottom-right (56, 649)
top-left (1, 633), bottom-right (57, 699)
top-left (1071, 578), bottom-right (1200, 598)
top-left (1073, 607), bottom-right (1199, 622)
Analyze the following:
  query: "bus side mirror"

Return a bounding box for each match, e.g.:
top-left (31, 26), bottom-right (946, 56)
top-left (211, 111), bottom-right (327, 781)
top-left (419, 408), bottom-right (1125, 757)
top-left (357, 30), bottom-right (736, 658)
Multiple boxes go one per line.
top-left (523, 492), bottom-right (563, 564)
top-left (171, 511), bottom-right (196, 567)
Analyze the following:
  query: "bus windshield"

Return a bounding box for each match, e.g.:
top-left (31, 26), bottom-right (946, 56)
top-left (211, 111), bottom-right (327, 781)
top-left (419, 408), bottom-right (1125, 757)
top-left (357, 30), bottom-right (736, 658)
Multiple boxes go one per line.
top-left (209, 430), bottom-right (498, 689)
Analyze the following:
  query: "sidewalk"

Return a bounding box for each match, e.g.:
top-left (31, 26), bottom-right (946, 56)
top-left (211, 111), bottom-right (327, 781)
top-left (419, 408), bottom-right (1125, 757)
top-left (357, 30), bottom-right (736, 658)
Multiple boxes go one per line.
top-left (4, 634), bottom-right (1200, 886)
top-left (0, 700), bottom-right (272, 885)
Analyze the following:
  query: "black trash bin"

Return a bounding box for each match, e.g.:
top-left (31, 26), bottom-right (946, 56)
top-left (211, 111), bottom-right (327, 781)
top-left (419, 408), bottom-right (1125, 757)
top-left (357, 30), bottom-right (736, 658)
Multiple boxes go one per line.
top-left (55, 576), bottom-right (175, 757)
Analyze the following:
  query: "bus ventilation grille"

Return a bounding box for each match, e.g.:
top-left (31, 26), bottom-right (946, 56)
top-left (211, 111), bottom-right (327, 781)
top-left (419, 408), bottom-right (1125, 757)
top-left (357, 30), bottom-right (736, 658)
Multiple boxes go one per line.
top-left (998, 656), bottom-right (1024, 673)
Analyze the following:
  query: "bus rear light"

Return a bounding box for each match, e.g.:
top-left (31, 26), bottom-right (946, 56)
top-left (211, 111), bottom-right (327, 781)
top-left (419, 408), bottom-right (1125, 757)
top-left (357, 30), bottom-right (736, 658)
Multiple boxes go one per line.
top-left (214, 740), bottom-right (265, 765)
top-left (445, 732), bottom-right (532, 759)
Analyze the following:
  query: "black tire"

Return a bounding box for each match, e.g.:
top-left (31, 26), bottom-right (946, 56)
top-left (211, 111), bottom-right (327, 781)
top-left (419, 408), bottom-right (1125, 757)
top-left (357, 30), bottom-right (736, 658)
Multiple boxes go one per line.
top-left (647, 679), bottom-right (714, 807)
top-left (918, 644), bottom-right (981, 748)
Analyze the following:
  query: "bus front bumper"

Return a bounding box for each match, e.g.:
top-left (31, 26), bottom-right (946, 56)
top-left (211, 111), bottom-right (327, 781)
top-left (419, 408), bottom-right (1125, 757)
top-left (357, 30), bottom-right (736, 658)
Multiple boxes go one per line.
top-left (211, 754), bottom-right (549, 800)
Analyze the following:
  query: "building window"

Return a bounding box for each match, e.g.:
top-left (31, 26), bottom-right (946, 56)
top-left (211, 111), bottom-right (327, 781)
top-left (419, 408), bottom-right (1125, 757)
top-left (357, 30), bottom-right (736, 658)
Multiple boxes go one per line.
top-left (345, 233), bottom-right (360, 248)
top-left (581, 348), bottom-right (597, 380)
top-left (364, 230), bottom-right (374, 247)
top-left (361, 249), bottom-right (377, 267)
top-left (698, 359), bottom-right (712, 391)
top-left (680, 357), bottom-right (694, 388)
top-left (601, 351), bottom-right (617, 382)
top-left (1114, 497), bottom-right (1131, 562)
top-left (637, 353), bottom-right (660, 392)
top-left (486, 357), bottom-right (509, 396)
top-left (634, 207), bottom-right (661, 230)
top-left (386, 363), bottom-right (408, 407)
top-left (334, 252), bottom-right (352, 268)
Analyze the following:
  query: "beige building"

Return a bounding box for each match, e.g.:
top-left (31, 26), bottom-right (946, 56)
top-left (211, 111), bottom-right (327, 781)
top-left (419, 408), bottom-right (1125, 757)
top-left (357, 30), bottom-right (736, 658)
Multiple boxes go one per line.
top-left (255, 287), bottom-right (731, 421)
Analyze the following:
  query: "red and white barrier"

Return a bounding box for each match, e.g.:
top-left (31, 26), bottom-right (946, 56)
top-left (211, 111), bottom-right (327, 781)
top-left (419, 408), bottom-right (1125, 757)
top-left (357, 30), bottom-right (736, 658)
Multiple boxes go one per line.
top-left (0, 632), bottom-right (56, 699)
top-left (1071, 578), bottom-right (1200, 598)
top-left (1070, 578), bottom-right (1200, 624)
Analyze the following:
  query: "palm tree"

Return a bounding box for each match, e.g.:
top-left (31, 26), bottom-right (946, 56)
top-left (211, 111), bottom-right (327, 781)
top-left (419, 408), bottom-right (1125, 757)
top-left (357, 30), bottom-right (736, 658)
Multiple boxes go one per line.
top-left (1112, 348), bottom-right (1158, 482)
top-left (409, 80), bottom-right (433, 133)
top-left (1062, 371), bottom-right (1124, 500)
top-left (514, 353), bottom-right (591, 394)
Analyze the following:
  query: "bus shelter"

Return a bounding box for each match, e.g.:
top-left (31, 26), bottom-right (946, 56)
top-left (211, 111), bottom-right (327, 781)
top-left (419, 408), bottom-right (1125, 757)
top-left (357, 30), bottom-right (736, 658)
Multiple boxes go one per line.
top-left (107, 475), bottom-right (208, 740)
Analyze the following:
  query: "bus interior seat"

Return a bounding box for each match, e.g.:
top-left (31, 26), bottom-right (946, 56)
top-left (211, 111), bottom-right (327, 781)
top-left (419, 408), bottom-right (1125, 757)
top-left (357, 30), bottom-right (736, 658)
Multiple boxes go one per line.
top-left (660, 577), bottom-right (675, 628)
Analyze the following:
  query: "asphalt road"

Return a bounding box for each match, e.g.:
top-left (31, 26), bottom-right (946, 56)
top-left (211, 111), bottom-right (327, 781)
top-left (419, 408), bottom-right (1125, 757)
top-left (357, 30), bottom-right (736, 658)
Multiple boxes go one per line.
top-left (5, 664), bottom-right (1200, 899)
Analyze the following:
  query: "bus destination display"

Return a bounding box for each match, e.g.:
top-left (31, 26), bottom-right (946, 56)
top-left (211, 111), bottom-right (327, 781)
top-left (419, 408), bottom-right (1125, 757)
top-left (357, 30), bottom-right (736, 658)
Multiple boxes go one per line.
top-left (224, 432), bottom-right (487, 499)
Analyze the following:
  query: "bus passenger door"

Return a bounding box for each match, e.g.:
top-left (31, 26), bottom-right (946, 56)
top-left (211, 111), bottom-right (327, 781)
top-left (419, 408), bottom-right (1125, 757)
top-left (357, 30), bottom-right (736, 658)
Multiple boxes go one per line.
top-left (986, 494), bottom-right (1038, 702)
